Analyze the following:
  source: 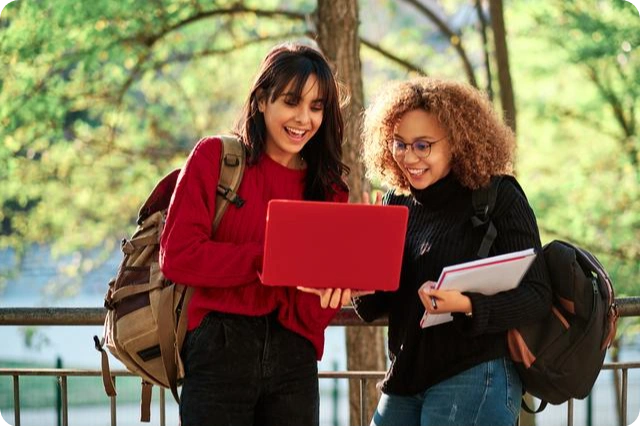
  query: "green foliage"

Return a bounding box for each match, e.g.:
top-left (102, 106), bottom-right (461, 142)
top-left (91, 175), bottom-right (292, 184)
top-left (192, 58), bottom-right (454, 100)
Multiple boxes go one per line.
top-left (0, 0), bottom-right (309, 265)
top-left (507, 0), bottom-right (639, 296)
top-left (1, 0), bottom-right (638, 300)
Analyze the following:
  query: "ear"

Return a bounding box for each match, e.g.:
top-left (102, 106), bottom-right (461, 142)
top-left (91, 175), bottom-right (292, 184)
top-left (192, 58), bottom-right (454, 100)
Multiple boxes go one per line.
top-left (256, 89), bottom-right (266, 113)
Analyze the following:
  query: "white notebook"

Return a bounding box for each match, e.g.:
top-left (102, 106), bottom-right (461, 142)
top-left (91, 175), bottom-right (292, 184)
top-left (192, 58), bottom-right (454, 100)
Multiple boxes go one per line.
top-left (419, 248), bottom-right (537, 328)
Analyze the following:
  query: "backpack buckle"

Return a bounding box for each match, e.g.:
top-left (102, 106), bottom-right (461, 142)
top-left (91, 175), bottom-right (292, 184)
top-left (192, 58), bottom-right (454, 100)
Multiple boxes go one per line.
top-left (121, 239), bottom-right (135, 255)
top-left (103, 298), bottom-right (114, 310)
top-left (217, 185), bottom-right (245, 208)
top-left (223, 154), bottom-right (240, 167)
top-left (93, 335), bottom-right (105, 352)
top-left (475, 205), bottom-right (489, 219)
top-left (471, 206), bottom-right (490, 227)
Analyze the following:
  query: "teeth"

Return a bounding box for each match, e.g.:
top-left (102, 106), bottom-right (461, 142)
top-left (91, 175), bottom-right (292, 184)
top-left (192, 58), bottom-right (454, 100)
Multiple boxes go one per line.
top-left (286, 127), bottom-right (306, 136)
top-left (407, 168), bottom-right (427, 175)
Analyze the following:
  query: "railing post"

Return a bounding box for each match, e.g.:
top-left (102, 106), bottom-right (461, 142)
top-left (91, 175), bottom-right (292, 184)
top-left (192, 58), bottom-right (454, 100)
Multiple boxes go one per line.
top-left (59, 375), bottom-right (68, 426)
top-left (359, 378), bottom-right (365, 426)
top-left (160, 386), bottom-right (166, 426)
top-left (56, 356), bottom-right (62, 426)
top-left (12, 374), bottom-right (20, 426)
top-left (362, 378), bottom-right (368, 425)
top-left (332, 361), bottom-right (339, 426)
top-left (621, 368), bottom-right (628, 426)
top-left (110, 376), bottom-right (116, 426)
top-left (567, 398), bottom-right (573, 426)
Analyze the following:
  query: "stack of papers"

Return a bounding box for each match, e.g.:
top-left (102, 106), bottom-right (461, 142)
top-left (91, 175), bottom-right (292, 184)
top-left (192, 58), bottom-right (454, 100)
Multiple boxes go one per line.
top-left (419, 248), bottom-right (536, 328)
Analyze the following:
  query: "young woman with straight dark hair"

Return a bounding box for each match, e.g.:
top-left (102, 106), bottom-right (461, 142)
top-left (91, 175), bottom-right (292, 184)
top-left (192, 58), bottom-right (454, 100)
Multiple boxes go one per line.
top-left (160, 43), bottom-right (362, 426)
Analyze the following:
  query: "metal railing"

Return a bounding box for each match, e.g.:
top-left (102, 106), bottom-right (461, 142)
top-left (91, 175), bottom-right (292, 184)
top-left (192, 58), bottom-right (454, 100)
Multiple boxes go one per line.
top-left (0, 368), bottom-right (386, 426)
top-left (1, 297), bottom-right (638, 326)
top-left (2, 363), bottom-right (638, 426)
top-left (1, 298), bottom-right (639, 426)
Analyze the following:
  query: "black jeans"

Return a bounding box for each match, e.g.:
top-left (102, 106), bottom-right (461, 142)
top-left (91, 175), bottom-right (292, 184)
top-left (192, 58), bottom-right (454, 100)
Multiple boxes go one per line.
top-left (179, 311), bottom-right (319, 426)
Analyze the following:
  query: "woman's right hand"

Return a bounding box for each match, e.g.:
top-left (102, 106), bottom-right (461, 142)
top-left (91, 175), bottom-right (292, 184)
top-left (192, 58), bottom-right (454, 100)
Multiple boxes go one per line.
top-left (297, 287), bottom-right (374, 308)
top-left (362, 190), bottom-right (383, 205)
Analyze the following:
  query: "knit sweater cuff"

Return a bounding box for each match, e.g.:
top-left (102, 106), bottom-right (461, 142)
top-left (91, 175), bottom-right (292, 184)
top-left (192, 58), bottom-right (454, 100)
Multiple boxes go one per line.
top-left (453, 292), bottom-right (491, 336)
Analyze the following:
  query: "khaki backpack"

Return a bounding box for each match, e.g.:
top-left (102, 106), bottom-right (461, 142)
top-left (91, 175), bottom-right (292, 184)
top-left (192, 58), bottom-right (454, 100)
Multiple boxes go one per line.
top-left (93, 135), bottom-right (245, 422)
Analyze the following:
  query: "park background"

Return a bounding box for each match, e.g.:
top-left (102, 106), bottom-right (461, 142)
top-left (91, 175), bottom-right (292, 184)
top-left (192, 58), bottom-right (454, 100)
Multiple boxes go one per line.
top-left (0, 0), bottom-right (638, 425)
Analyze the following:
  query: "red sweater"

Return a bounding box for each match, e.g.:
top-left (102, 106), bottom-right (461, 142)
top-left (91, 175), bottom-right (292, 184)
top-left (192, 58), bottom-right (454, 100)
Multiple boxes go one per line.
top-left (159, 136), bottom-right (348, 360)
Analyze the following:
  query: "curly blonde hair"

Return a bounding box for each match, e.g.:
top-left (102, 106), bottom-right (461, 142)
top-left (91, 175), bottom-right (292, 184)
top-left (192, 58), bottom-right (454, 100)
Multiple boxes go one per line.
top-left (362, 77), bottom-right (515, 191)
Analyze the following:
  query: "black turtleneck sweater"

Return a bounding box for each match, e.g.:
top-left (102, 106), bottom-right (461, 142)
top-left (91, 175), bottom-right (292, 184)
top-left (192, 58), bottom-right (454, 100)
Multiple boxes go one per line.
top-left (352, 173), bottom-right (551, 395)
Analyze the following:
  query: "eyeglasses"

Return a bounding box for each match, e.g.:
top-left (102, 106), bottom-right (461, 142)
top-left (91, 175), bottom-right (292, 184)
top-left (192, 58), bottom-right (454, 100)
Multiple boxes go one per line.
top-left (388, 136), bottom-right (447, 159)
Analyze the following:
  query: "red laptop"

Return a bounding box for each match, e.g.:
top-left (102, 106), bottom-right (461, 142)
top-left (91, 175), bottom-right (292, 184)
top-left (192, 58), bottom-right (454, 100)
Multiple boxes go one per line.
top-left (259, 200), bottom-right (409, 291)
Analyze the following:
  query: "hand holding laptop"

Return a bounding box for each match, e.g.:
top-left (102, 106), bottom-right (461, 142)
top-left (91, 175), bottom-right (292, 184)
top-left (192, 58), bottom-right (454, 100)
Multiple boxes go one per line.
top-left (297, 287), bottom-right (374, 309)
top-left (296, 190), bottom-right (381, 309)
top-left (362, 190), bottom-right (383, 206)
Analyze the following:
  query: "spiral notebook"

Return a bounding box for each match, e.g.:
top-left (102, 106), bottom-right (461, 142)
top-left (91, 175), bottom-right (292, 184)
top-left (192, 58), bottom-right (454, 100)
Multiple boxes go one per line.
top-left (420, 248), bottom-right (537, 328)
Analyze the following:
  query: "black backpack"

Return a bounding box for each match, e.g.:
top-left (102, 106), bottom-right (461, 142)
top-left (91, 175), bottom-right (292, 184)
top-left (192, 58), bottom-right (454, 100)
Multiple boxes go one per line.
top-left (471, 176), bottom-right (619, 413)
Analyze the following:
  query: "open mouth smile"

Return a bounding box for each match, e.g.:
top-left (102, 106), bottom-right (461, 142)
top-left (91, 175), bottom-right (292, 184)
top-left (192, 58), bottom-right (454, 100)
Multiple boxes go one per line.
top-left (285, 126), bottom-right (308, 139)
top-left (406, 167), bottom-right (428, 177)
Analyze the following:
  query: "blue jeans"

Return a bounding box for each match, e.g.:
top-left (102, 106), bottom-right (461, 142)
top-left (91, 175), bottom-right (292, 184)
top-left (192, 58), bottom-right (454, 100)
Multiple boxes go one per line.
top-left (179, 311), bottom-right (319, 426)
top-left (372, 358), bottom-right (522, 426)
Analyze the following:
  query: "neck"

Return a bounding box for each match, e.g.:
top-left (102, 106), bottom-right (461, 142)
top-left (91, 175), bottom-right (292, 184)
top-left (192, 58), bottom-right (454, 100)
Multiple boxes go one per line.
top-left (266, 151), bottom-right (306, 170)
top-left (410, 173), bottom-right (469, 210)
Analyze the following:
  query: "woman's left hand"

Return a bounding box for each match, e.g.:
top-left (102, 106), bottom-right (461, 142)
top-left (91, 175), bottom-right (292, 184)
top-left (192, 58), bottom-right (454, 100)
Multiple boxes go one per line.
top-left (419, 282), bottom-right (472, 315)
top-left (297, 287), bottom-right (374, 309)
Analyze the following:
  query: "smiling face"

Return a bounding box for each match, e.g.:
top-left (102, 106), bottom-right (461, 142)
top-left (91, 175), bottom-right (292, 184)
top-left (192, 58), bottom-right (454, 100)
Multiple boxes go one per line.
top-left (259, 74), bottom-right (324, 169)
top-left (392, 109), bottom-right (452, 190)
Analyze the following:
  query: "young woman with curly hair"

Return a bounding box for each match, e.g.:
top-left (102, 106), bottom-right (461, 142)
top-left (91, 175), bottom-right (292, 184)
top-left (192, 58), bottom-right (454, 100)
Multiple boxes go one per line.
top-left (353, 77), bottom-right (551, 426)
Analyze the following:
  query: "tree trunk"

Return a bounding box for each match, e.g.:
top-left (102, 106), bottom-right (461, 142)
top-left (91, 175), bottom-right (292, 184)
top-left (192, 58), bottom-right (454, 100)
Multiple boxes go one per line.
top-left (489, 0), bottom-right (517, 133)
top-left (315, 1), bottom-right (386, 425)
top-left (475, 0), bottom-right (494, 101)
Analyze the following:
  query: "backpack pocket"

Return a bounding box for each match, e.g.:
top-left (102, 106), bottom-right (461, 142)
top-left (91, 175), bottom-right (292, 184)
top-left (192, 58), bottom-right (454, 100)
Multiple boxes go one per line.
top-left (121, 327), bottom-right (169, 387)
top-left (546, 290), bottom-right (606, 398)
top-left (508, 303), bottom-right (570, 369)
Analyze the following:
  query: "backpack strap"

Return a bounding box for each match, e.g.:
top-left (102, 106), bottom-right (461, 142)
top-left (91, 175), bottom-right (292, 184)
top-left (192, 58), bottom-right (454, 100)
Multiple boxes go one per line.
top-left (157, 283), bottom-right (183, 406)
top-left (159, 136), bottom-right (247, 406)
top-left (214, 135), bottom-right (246, 231)
top-left (521, 399), bottom-right (547, 414)
top-left (140, 381), bottom-right (153, 422)
top-left (471, 176), bottom-right (503, 258)
top-left (573, 244), bottom-right (619, 350)
top-left (473, 177), bottom-right (553, 414)
top-left (93, 335), bottom-right (116, 397)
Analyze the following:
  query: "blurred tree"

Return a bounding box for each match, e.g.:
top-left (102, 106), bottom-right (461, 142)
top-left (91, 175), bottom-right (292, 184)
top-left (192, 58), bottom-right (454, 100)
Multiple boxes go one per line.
top-left (0, 0), bottom-right (389, 420)
top-left (489, 0), bottom-right (516, 132)
top-left (527, 2), bottom-right (639, 422)
top-left (513, 0), bottom-right (639, 290)
top-left (1, 0), bottom-right (638, 423)
top-left (316, 2), bottom-right (385, 424)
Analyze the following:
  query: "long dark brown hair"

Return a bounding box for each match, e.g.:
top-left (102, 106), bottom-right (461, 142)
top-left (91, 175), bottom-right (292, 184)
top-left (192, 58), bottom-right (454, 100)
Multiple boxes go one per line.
top-left (234, 42), bottom-right (349, 200)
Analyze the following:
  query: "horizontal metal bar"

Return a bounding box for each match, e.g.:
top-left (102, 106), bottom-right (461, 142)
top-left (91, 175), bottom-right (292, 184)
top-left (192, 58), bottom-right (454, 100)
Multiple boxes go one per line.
top-left (0, 306), bottom-right (388, 326)
top-left (0, 368), bottom-right (387, 379)
top-left (2, 363), bottom-right (638, 378)
top-left (1, 297), bottom-right (639, 326)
